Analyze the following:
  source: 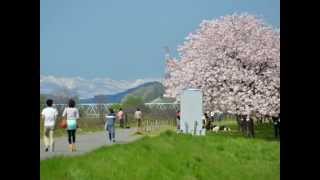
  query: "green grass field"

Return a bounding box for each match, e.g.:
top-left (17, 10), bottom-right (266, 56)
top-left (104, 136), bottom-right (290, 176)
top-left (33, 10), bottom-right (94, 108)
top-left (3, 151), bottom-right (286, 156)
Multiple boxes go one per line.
top-left (40, 120), bottom-right (279, 180)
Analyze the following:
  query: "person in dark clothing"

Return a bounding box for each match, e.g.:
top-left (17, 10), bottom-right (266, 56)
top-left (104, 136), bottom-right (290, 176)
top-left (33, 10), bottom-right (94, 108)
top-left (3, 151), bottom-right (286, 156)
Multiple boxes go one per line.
top-left (248, 115), bottom-right (255, 138)
top-left (239, 114), bottom-right (247, 135)
top-left (204, 113), bottom-right (212, 130)
top-left (202, 113), bottom-right (208, 129)
top-left (273, 114), bottom-right (280, 138)
top-left (176, 110), bottom-right (181, 130)
top-left (235, 114), bottom-right (242, 132)
top-left (278, 114), bottom-right (280, 137)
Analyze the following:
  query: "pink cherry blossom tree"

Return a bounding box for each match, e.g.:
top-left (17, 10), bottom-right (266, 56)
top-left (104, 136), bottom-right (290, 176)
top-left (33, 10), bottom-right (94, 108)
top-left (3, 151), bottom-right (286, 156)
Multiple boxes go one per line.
top-left (164, 13), bottom-right (280, 123)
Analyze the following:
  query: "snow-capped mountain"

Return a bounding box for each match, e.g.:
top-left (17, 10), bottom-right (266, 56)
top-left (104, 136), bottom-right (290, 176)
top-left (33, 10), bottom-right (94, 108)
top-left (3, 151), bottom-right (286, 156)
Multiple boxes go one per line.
top-left (40, 75), bottom-right (162, 99)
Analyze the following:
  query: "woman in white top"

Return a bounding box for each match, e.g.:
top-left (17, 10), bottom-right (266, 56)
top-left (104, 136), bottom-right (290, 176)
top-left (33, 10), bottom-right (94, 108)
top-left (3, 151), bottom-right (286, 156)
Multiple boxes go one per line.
top-left (62, 99), bottom-right (80, 152)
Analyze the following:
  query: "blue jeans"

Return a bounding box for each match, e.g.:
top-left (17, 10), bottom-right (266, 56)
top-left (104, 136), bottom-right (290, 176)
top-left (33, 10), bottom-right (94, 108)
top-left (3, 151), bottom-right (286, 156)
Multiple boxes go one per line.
top-left (106, 124), bottom-right (115, 141)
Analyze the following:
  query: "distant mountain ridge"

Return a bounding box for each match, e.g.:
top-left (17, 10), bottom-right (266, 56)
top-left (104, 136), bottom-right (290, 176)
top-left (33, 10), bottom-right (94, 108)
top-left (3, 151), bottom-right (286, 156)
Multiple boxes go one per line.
top-left (79, 81), bottom-right (165, 103)
top-left (40, 75), bottom-right (161, 99)
top-left (149, 97), bottom-right (176, 103)
top-left (121, 81), bottom-right (165, 103)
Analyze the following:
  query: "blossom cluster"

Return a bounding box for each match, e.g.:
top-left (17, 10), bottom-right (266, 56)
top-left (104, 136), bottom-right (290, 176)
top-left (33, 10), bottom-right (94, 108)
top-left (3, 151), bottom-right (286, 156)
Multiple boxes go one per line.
top-left (164, 13), bottom-right (280, 117)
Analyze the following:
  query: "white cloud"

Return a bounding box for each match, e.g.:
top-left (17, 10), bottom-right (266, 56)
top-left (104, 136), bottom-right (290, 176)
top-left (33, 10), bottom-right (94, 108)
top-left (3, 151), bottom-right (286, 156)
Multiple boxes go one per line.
top-left (40, 75), bottom-right (162, 99)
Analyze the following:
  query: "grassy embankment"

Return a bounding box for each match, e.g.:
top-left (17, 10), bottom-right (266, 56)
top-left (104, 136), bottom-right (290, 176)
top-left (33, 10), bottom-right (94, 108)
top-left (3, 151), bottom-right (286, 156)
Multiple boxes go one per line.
top-left (41, 119), bottom-right (279, 180)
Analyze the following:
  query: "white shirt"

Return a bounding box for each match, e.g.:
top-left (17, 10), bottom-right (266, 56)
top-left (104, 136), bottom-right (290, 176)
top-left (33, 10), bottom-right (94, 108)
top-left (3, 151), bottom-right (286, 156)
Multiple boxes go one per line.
top-left (210, 111), bottom-right (215, 117)
top-left (134, 111), bottom-right (142, 119)
top-left (41, 107), bottom-right (58, 127)
top-left (62, 107), bottom-right (79, 120)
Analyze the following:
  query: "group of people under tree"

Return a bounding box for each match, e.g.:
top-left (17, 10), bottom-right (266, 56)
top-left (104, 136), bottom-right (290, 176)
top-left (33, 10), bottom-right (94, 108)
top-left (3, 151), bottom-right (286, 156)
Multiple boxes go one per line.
top-left (203, 110), bottom-right (224, 129)
top-left (175, 108), bottom-right (280, 138)
top-left (175, 110), bottom-right (224, 132)
top-left (235, 114), bottom-right (256, 138)
top-left (234, 112), bottom-right (280, 138)
top-left (41, 98), bottom-right (144, 152)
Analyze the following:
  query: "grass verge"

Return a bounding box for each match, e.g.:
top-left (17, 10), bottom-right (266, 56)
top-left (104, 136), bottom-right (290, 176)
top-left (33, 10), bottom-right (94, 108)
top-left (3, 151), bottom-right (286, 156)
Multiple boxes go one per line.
top-left (41, 122), bottom-right (279, 180)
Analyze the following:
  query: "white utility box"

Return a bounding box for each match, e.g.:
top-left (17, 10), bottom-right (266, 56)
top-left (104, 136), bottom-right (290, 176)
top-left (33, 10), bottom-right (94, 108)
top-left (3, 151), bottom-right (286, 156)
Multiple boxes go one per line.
top-left (180, 89), bottom-right (205, 135)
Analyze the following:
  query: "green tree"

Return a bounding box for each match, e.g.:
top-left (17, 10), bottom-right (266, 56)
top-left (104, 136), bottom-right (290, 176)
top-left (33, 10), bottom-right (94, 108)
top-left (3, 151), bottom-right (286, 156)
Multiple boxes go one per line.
top-left (122, 96), bottom-right (144, 109)
top-left (122, 95), bottom-right (150, 113)
top-left (110, 103), bottom-right (122, 112)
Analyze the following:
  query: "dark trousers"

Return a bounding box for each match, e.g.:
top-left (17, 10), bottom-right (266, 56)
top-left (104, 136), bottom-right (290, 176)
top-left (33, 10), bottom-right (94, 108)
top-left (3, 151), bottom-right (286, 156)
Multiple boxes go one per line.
top-left (124, 117), bottom-right (129, 128)
top-left (210, 116), bottom-right (214, 122)
top-left (239, 120), bottom-right (246, 134)
top-left (106, 124), bottom-right (115, 141)
top-left (119, 118), bottom-right (124, 128)
top-left (67, 130), bottom-right (76, 144)
top-left (274, 124), bottom-right (280, 138)
top-left (246, 120), bottom-right (255, 138)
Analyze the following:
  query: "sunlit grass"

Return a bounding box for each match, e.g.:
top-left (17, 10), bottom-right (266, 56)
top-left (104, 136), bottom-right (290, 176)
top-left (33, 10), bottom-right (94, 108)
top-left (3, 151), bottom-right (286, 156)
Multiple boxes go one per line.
top-left (41, 120), bottom-right (279, 180)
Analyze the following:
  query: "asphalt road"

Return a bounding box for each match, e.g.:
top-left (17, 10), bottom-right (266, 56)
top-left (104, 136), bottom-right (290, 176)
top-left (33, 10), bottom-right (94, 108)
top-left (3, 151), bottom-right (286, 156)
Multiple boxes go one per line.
top-left (40, 128), bottom-right (142, 160)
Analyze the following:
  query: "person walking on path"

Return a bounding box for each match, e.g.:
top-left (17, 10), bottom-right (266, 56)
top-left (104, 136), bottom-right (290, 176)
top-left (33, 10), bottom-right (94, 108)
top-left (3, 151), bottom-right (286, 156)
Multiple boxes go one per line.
top-left (117, 108), bottom-right (125, 128)
top-left (105, 108), bottom-right (116, 143)
top-left (41, 99), bottom-right (58, 152)
top-left (134, 108), bottom-right (143, 132)
top-left (62, 99), bottom-right (80, 152)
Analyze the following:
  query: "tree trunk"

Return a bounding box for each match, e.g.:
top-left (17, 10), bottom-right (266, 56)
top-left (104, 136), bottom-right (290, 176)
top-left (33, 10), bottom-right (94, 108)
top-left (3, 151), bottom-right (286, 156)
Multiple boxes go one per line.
top-left (256, 118), bottom-right (262, 128)
top-left (249, 118), bottom-right (255, 138)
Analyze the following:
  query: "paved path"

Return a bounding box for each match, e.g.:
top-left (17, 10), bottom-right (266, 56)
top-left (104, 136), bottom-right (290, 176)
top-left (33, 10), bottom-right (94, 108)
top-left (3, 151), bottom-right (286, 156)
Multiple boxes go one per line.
top-left (40, 128), bottom-right (142, 160)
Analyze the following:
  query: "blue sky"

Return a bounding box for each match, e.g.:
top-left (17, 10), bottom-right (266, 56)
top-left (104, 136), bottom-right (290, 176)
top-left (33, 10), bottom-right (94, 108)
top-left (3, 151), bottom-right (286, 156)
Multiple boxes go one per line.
top-left (41, 0), bottom-right (279, 81)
